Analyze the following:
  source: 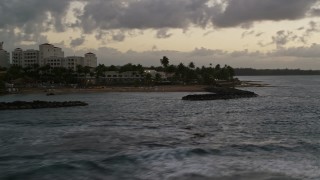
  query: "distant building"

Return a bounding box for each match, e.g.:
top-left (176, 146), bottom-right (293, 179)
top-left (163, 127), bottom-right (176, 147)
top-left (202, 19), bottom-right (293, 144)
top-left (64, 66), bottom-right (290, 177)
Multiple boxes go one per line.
top-left (10, 43), bottom-right (97, 69)
top-left (84, 52), bottom-right (97, 68)
top-left (12, 48), bottom-right (40, 68)
top-left (101, 71), bottom-right (144, 84)
top-left (0, 42), bottom-right (10, 68)
top-left (39, 43), bottom-right (96, 69)
top-left (53, 47), bottom-right (64, 57)
top-left (64, 56), bottom-right (84, 71)
top-left (144, 69), bottom-right (167, 78)
top-left (23, 49), bottom-right (40, 68)
top-left (12, 48), bottom-right (23, 66)
top-left (44, 57), bottom-right (65, 69)
top-left (39, 43), bottom-right (64, 66)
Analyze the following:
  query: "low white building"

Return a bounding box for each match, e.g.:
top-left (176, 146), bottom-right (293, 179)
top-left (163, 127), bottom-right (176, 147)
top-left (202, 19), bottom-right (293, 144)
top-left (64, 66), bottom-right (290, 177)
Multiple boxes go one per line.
top-left (144, 69), bottom-right (168, 79)
top-left (0, 42), bottom-right (10, 68)
top-left (102, 71), bottom-right (144, 84)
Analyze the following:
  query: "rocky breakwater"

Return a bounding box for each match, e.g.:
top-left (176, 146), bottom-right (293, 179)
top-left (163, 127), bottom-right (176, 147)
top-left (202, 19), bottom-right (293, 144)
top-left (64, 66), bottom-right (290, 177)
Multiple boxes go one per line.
top-left (182, 87), bottom-right (258, 101)
top-left (0, 101), bottom-right (88, 110)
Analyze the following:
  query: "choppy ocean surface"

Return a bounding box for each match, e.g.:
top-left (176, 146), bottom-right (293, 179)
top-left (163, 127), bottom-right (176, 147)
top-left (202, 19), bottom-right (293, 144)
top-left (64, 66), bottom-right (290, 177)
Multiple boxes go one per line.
top-left (0, 76), bottom-right (320, 180)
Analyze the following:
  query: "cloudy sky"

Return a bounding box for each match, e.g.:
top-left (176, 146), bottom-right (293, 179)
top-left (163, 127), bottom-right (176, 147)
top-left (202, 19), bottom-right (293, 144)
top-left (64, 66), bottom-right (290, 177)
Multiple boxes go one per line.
top-left (1, 0), bottom-right (320, 69)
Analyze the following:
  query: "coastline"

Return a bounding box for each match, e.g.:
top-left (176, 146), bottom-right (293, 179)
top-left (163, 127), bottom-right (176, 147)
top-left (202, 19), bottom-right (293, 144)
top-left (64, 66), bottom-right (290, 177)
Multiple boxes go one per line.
top-left (19, 85), bottom-right (208, 94)
top-left (3, 81), bottom-right (270, 95)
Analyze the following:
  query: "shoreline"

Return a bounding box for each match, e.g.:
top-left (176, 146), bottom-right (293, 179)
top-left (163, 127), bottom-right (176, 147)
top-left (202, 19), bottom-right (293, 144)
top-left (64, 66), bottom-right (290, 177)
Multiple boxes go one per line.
top-left (19, 85), bottom-right (208, 95)
top-left (3, 81), bottom-right (270, 95)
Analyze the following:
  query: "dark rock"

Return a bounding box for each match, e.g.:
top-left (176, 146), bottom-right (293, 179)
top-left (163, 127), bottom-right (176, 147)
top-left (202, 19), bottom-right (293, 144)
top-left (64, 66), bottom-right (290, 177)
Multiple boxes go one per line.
top-left (0, 101), bottom-right (88, 110)
top-left (204, 87), bottom-right (257, 96)
top-left (182, 87), bottom-right (258, 101)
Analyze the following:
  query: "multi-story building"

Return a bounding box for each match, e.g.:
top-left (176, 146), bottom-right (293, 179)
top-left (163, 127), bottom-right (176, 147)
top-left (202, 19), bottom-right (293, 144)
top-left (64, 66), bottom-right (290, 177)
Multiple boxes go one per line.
top-left (22, 49), bottom-right (39, 68)
top-left (54, 47), bottom-right (64, 57)
top-left (12, 48), bottom-right (23, 66)
top-left (12, 48), bottom-right (39, 68)
top-left (64, 56), bottom-right (84, 71)
top-left (9, 42), bottom-right (98, 69)
top-left (84, 52), bottom-right (97, 68)
top-left (0, 42), bottom-right (10, 68)
top-left (44, 57), bottom-right (65, 69)
top-left (39, 43), bottom-right (97, 69)
top-left (39, 43), bottom-right (64, 66)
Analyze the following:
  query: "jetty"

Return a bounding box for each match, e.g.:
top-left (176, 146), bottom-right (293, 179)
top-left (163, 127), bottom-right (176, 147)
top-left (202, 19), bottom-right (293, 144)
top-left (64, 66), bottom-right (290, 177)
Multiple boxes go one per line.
top-left (0, 101), bottom-right (88, 110)
top-left (182, 87), bottom-right (258, 101)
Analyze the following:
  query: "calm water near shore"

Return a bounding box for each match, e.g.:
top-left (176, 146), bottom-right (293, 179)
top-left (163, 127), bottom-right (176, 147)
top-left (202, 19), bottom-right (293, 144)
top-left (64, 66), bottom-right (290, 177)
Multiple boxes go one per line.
top-left (0, 76), bottom-right (320, 180)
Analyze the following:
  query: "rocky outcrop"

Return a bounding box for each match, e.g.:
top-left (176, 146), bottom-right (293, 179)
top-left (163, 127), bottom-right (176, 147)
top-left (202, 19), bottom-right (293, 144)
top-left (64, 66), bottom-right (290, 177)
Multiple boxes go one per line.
top-left (182, 87), bottom-right (258, 101)
top-left (204, 87), bottom-right (257, 96)
top-left (0, 101), bottom-right (88, 110)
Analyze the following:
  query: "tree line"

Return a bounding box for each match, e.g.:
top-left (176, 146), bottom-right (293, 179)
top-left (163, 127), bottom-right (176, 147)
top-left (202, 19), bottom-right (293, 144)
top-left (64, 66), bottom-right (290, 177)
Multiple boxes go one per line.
top-left (0, 56), bottom-right (235, 88)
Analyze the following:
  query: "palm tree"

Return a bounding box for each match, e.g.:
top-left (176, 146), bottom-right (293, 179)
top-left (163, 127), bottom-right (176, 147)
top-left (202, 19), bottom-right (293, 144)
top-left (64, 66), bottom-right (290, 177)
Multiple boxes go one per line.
top-left (188, 62), bottom-right (195, 69)
top-left (39, 64), bottom-right (51, 83)
top-left (76, 65), bottom-right (84, 76)
top-left (83, 66), bottom-right (91, 78)
top-left (5, 65), bottom-right (24, 82)
top-left (160, 56), bottom-right (169, 68)
top-left (155, 73), bottom-right (162, 82)
top-left (95, 64), bottom-right (107, 85)
top-left (145, 73), bottom-right (152, 85)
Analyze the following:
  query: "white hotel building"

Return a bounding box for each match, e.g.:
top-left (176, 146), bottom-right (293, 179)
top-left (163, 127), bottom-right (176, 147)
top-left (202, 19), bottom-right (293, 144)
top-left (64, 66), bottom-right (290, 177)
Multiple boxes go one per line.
top-left (12, 48), bottom-right (40, 68)
top-left (0, 42), bottom-right (10, 68)
top-left (39, 43), bottom-right (64, 66)
top-left (11, 43), bottom-right (97, 70)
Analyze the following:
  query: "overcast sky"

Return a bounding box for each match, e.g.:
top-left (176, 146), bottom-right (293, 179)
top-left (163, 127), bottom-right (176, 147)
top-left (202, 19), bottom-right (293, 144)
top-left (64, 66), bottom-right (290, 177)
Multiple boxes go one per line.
top-left (1, 0), bottom-right (320, 69)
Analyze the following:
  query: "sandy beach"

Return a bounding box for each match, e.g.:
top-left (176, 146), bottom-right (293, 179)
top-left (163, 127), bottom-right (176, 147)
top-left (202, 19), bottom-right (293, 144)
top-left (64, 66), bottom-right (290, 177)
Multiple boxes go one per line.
top-left (19, 85), bottom-right (208, 94)
top-left (8, 81), bottom-right (270, 95)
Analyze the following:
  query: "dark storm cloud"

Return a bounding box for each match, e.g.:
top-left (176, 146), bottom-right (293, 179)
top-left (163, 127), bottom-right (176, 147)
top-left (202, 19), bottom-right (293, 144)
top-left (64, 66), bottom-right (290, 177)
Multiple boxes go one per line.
top-left (255, 32), bottom-right (264, 37)
top-left (241, 30), bottom-right (255, 38)
top-left (1, 0), bottom-right (320, 52)
top-left (0, 0), bottom-right (70, 31)
top-left (212, 0), bottom-right (318, 27)
top-left (70, 36), bottom-right (85, 47)
top-left (74, 0), bottom-right (320, 33)
top-left (77, 0), bottom-right (211, 32)
top-left (297, 21), bottom-right (320, 44)
top-left (271, 30), bottom-right (298, 48)
top-left (310, 8), bottom-right (320, 16)
top-left (156, 29), bottom-right (173, 39)
top-left (242, 31), bottom-right (264, 39)
top-left (305, 21), bottom-right (320, 34)
top-left (1, 0), bottom-right (319, 36)
top-left (79, 0), bottom-right (315, 31)
top-left (112, 32), bottom-right (126, 42)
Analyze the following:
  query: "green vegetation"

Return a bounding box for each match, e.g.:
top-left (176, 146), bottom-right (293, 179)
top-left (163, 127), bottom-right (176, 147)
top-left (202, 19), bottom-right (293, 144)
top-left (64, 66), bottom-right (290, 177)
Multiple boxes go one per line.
top-left (0, 57), bottom-right (235, 88)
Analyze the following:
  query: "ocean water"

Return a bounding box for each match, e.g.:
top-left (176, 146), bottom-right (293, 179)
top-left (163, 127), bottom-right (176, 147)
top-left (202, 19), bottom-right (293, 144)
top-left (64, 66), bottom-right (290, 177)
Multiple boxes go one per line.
top-left (0, 76), bottom-right (320, 180)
